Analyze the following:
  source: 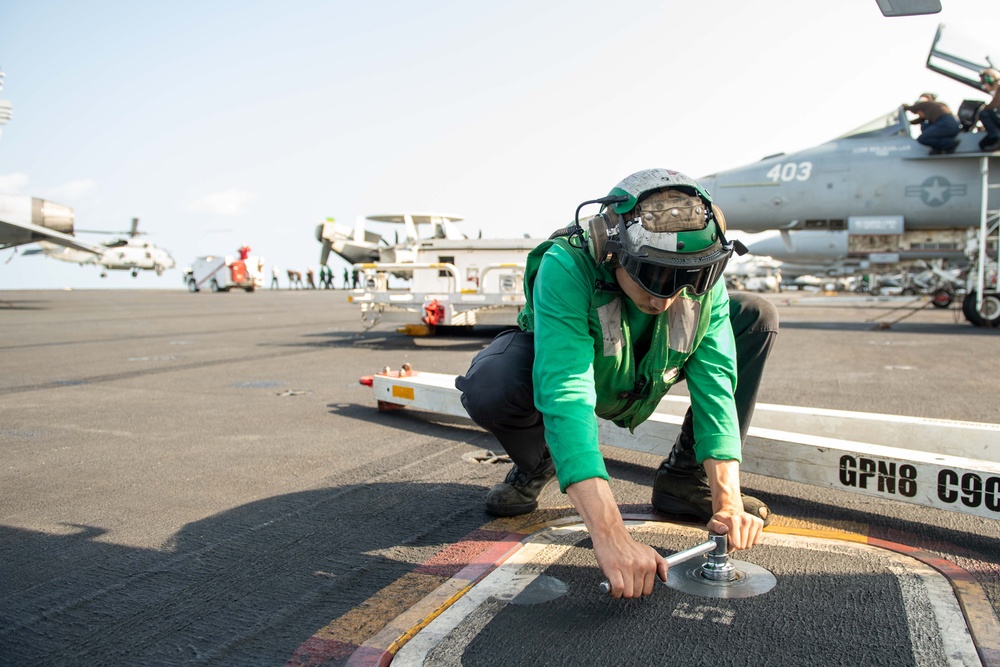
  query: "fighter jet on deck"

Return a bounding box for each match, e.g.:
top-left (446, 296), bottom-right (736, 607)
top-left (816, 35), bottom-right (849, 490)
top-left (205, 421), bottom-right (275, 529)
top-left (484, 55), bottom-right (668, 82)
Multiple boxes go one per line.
top-left (698, 25), bottom-right (999, 326)
top-left (700, 107), bottom-right (992, 269)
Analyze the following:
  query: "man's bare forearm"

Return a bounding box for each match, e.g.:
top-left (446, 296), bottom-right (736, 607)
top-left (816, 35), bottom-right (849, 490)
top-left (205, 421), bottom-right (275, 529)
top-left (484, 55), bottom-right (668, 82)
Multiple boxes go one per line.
top-left (566, 478), bottom-right (666, 598)
top-left (704, 458), bottom-right (744, 514)
top-left (703, 458), bottom-right (764, 550)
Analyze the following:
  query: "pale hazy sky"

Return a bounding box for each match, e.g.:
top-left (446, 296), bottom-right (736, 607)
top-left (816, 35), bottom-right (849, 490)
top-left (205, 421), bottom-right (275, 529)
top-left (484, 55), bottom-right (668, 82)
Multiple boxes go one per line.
top-left (1, 0), bottom-right (997, 289)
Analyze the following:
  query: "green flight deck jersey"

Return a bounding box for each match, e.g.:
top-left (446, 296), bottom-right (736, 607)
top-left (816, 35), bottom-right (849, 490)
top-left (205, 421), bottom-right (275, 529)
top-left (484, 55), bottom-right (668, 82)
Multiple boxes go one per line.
top-left (517, 237), bottom-right (742, 492)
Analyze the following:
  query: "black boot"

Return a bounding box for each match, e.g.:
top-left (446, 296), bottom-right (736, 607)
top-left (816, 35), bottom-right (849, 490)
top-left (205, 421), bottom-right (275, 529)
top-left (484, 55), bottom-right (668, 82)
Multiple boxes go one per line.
top-left (979, 137), bottom-right (1000, 152)
top-left (651, 411), bottom-right (771, 526)
top-left (485, 454), bottom-right (556, 517)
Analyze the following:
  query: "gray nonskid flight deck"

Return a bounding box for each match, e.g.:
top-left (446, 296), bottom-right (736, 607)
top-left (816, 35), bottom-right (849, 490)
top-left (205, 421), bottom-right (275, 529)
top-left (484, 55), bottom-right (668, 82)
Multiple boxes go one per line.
top-left (1, 290), bottom-right (998, 666)
top-left (394, 522), bottom-right (983, 667)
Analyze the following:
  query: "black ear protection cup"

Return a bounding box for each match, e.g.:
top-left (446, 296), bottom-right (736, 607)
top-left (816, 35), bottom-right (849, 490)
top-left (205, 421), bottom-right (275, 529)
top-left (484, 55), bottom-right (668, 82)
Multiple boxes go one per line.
top-left (710, 202), bottom-right (748, 255)
top-left (711, 204), bottom-right (727, 235)
top-left (584, 212), bottom-right (616, 266)
top-left (570, 194), bottom-right (630, 267)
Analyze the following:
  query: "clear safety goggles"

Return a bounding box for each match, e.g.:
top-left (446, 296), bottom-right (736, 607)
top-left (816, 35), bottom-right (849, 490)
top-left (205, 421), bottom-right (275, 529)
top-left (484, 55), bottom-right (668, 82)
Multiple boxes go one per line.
top-left (617, 242), bottom-right (733, 299)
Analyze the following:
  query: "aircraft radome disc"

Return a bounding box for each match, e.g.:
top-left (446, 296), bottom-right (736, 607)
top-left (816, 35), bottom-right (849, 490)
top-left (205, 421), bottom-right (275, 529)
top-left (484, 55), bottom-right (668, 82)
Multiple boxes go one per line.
top-left (666, 559), bottom-right (777, 599)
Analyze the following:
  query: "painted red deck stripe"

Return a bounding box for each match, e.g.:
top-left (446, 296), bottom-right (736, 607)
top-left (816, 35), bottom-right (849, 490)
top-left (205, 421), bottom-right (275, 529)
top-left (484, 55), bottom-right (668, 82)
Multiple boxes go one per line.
top-left (412, 529), bottom-right (521, 578)
top-left (868, 536), bottom-right (1000, 667)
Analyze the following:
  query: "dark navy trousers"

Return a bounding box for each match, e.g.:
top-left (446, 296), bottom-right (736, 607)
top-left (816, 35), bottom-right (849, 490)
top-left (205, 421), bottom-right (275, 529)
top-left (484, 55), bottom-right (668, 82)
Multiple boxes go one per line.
top-left (456, 292), bottom-right (779, 476)
top-left (916, 115), bottom-right (961, 151)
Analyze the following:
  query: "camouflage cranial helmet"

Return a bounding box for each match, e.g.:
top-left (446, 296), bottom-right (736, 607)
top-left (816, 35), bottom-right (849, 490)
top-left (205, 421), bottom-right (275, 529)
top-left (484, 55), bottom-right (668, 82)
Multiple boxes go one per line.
top-left (603, 168), bottom-right (735, 298)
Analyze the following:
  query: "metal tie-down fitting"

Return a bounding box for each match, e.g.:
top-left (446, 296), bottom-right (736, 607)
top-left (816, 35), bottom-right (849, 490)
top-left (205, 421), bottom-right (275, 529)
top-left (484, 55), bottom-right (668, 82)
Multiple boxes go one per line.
top-left (667, 532), bottom-right (777, 599)
top-left (700, 533), bottom-right (736, 582)
top-left (600, 532), bottom-right (776, 599)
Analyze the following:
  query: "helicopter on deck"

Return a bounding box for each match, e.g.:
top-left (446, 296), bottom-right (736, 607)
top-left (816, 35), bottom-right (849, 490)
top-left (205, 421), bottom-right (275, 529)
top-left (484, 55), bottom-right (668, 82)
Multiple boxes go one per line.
top-left (22, 217), bottom-right (176, 278)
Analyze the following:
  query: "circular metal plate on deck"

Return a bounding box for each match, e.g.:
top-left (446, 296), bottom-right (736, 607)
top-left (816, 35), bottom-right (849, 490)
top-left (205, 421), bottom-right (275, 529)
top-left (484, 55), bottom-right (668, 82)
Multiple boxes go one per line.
top-left (666, 558), bottom-right (777, 598)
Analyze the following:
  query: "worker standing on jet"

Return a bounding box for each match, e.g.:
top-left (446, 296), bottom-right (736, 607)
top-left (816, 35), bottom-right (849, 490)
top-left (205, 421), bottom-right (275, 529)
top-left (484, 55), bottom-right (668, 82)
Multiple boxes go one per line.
top-left (977, 68), bottom-right (1000, 152)
top-left (457, 169), bottom-right (777, 599)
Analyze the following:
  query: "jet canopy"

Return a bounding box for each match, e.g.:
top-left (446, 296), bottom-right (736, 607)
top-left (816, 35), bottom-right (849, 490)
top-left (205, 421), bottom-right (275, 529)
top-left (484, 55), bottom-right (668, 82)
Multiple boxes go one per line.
top-left (835, 109), bottom-right (911, 140)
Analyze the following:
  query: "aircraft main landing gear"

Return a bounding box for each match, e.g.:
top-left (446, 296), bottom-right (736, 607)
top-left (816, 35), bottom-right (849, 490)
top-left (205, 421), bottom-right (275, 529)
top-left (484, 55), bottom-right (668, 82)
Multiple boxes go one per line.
top-left (963, 291), bottom-right (1000, 327)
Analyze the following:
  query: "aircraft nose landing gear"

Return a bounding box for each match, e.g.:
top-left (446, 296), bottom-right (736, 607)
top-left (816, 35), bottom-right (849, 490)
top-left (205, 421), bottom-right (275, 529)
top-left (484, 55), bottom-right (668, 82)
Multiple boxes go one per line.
top-left (600, 533), bottom-right (777, 599)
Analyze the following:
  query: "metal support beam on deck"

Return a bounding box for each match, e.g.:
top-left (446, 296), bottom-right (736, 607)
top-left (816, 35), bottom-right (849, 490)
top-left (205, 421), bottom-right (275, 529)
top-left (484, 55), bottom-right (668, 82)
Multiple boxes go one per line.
top-left (364, 370), bottom-right (1000, 521)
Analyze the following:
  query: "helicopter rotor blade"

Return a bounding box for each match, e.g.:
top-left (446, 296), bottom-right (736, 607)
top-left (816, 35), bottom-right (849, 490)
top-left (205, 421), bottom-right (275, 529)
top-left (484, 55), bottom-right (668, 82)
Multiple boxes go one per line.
top-left (77, 217), bottom-right (149, 237)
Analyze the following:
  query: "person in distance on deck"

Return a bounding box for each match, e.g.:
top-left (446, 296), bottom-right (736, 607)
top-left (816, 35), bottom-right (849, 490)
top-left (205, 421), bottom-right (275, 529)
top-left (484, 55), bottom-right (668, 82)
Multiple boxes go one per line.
top-left (456, 168), bottom-right (778, 598)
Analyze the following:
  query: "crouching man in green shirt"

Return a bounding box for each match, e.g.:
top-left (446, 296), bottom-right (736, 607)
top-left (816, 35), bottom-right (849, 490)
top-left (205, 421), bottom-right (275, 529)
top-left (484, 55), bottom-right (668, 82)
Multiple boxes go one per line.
top-left (456, 168), bottom-right (778, 599)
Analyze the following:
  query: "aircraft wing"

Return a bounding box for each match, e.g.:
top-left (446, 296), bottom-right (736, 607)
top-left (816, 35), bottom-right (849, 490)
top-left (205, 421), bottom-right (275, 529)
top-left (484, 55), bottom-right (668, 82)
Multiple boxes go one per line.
top-left (0, 219), bottom-right (105, 254)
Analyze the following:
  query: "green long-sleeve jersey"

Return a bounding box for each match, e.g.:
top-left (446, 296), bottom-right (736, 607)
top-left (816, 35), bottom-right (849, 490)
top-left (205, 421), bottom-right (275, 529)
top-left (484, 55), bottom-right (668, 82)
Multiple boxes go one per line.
top-left (517, 237), bottom-right (741, 492)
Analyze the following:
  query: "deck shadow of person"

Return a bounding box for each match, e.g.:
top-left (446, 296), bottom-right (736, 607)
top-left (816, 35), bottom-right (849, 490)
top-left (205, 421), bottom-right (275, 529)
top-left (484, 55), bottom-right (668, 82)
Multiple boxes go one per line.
top-left (0, 481), bottom-right (500, 666)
